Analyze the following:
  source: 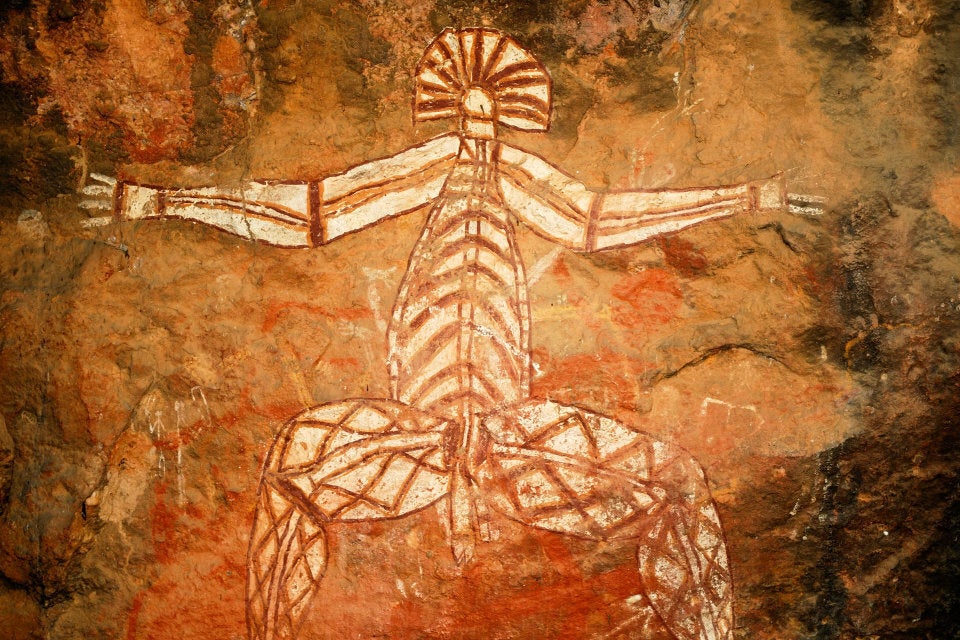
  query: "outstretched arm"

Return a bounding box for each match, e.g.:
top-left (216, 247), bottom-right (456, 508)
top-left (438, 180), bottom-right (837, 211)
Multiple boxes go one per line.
top-left (496, 143), bottom-right (815, 251)
top-left (81, 134), bottom-right (461, 247)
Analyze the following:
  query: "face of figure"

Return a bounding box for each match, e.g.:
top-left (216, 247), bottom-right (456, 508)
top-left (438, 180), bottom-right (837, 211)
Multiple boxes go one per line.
top-left (460, 86), bottom-right (497, 139)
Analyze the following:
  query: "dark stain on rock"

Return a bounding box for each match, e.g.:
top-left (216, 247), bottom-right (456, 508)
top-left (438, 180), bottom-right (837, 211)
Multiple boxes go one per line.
top-left (839, 194), bottom-right (894, 237)
top-left (790, 0), bottom-right (885, 26)
top-left (335, 6), bottom-right (392, 111)
top-left (252, 2), bottom-right (307, 116)
top-left (255, 0), bottom-right (389, 118)
top-left (0, 78), bottom-right (33, 130)
top-left (922, 4), bottom-right (960, 152)
top-left (906, 482), bottom-right (960, 637)
top-left (548, 66), bottom-right (594, 141)
top-left (599, 26), bottom-right (676, 113)
top-left (795, 178), bottom-right (960, 634)
top-left (807, 390), bottom-right (960, 637)
top-left (845, 327), bottom-right (885, 372)
top-left (47, 0), bottom-right (86, 25)
top-left (829, 196), bottom-right (891, 370)
top-left (0, 0), bottom-right (30, 25)
top-left (797, 324), bottom-right (843, 365)
top-left (0, 122), bottom-right (76, 215)
top-left (339, 7), bottom-right (391, 68)
top-left (182, 1), bottom-right (229, 163)
top-left (798, 446), bottom-right (853, 638)
top-left (808, 31), bottom-right (882, 63)
top-left (431, 0), bottom-right (561, 36)
top-left (180, 1), bottom-right (263, 163)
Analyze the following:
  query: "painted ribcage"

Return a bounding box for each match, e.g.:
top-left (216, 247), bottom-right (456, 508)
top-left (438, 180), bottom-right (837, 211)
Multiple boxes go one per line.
top-left (388, 188), bottom-right (530, 428)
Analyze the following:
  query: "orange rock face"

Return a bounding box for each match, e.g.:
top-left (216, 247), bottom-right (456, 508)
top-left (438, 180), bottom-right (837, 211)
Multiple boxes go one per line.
top-left (1, 1), bottom-right (959, 639)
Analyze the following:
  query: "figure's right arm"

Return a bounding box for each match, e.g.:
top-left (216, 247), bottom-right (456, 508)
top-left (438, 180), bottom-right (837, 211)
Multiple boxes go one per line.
top-left (81, 134), bottom-right (461, 248)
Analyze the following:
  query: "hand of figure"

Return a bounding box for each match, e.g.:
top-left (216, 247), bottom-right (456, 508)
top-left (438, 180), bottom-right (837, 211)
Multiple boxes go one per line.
top-left (751, 174), bottom-right (787, 211)
top-left (750, 174), bottom-right (826, 217)
top-left (79, 173), bottom-right (118, 228)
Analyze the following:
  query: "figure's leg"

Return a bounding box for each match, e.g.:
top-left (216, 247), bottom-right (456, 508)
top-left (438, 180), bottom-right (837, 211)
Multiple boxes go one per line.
top-left (477, 400), bottom-right (733, 640)
top-left (247, 473), bottom-right (327, 640)
top-left (246, 399), bottom-right (451, 640)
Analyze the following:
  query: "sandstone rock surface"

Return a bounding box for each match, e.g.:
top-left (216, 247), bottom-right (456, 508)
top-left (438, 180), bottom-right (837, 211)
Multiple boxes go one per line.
top-left (1, 0), bottom-right (958, 638)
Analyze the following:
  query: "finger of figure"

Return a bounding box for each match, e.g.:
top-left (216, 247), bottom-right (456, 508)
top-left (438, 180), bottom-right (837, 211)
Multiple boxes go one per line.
top-left (79, 199), bottom-right (111, 210)
top-left (89, 173), bottom-right (117, 185)
top-left (788, 192), bottom-right (827, 204)
top-left (80, 216), bottom-right (114, 228)
top-left (788, 204), bottom-right (823, 216)
top-left (787, 193), bottom-right (827, 207)
top-left (82, 184), bottom-right (113, 197)
top-left (787, 193), bottom-right (826, 216)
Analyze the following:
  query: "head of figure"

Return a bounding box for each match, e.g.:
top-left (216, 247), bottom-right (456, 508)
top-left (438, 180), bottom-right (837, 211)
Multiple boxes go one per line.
top-left (413, 28), bottom-right (552, 140)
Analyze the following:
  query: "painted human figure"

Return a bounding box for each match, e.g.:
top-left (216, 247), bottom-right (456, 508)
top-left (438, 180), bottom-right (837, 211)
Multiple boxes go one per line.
top-left (83, 27), bottom-right (815, 640)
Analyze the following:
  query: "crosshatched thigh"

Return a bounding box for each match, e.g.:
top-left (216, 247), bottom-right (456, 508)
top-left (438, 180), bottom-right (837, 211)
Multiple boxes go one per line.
top-left (265, 399), bottom-right (453, 523)
top-left (476, 399), bottom-right (706, 540)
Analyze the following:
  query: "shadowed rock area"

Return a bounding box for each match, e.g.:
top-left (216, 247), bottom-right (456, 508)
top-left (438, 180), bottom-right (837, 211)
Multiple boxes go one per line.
top-left (0, 0), bottom-right (958, 638)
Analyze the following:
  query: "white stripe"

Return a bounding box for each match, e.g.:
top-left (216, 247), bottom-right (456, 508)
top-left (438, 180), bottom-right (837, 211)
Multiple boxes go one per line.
top-left (500, 177), bottom-right (585, 247)
top-left (499, 145), bottom-right (593, 213)
top-left (325, 174), bottom-right (447, 240)
top-left (168, 196), bottom-right (307, 225)
top-left (526, 246), bottom-right (562, 286)
top-left (594, 211), bottom-right (731, 251)
top-left (398, 279), bottom-right (462, 325)
top-left (600, 186), bottom-right (747, 218)
top-left (323, 134), bottom-right (459, 201)
top-left (167, 204), bottom-right (308, 247)
top-left (598, 198), bottom-right (742, 229)
top-left (171, 183), bottom-right (309, 223)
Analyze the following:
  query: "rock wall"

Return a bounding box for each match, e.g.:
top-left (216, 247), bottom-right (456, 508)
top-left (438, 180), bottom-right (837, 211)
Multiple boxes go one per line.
top-left (0, 0), bottom-right (958, 638)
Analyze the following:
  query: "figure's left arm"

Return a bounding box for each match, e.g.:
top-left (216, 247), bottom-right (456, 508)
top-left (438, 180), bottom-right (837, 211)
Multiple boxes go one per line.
top-left (497, 144), bottom-right (820, 251)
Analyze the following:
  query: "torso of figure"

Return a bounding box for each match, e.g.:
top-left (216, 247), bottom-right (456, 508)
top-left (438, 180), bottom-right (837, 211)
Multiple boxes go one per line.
top-left (387, 136), bottom-right (531, 446)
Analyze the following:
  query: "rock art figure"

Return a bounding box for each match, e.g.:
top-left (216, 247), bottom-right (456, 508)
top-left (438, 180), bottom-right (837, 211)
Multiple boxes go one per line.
top-left (82, 27), bottom-right (820, 640)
